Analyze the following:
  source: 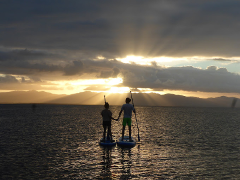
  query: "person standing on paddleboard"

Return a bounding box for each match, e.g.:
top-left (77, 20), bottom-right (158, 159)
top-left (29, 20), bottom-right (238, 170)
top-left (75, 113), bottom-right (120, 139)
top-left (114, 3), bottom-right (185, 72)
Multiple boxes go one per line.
top-left (101, 102), bottom-right (117, 142)
top-left (118, 97), bottom-right (136, 142)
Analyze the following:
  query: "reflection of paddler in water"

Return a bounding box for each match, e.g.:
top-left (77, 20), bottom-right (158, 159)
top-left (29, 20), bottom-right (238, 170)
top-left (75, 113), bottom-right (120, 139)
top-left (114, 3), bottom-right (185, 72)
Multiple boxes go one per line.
top-left (119, 148), bottom-right (132, 179)
top-left (231, 98), bottom-right (238, 108)
top-left (99, 148), bottom-right (114, 179)
top-left (117, 144), bottom-right (141, 179)
top-left (101, 102), bottom-right (118, 142)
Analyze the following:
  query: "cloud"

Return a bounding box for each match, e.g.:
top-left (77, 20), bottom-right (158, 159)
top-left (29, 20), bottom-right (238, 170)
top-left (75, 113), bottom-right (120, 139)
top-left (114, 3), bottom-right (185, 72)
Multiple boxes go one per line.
top-left (0, 52), bottom-right (240, 94)
top-left (117, 64), bottom-right (240, 93)
top-left (0, 73), bottom-right (58, 91)
top-left (97, 67), bottom-right (120, 78)
top-left (0, 1), bottom-right (240, 95)
top-left (0, 48), bottom-right (57, 62)
top-left (0, 75), bottom-right (19, 83)
top-left (1, 49), bottom-right (240, 94)
top-left (1, 1), bottom-right (240, 57)
top-left (64, 60), bottom-right (84, 76)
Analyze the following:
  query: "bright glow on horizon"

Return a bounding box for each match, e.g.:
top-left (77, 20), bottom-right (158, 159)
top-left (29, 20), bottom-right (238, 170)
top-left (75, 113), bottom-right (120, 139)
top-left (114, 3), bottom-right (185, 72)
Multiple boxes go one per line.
top-left (41, 78), bottom-right (123, 95)
top-left (2, 55), bottom-right (240, 98)
top-left (60, 78), bottom-right (123, 86)
top-left (118, 56), bottom-right (149, 65)
top-left (109, 87), bottom-right (130, 93)
top-left (137, 88), bottom-right (153, 93)
top-left (116, 55), bottom-right (197, 66)
top-left (116, 55), bottom-right (240, 68)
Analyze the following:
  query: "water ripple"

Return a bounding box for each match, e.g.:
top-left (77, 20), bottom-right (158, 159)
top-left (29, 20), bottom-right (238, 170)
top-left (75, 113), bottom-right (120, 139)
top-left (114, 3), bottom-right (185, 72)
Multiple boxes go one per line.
top-left (0, 105), bottom-right (240, 179)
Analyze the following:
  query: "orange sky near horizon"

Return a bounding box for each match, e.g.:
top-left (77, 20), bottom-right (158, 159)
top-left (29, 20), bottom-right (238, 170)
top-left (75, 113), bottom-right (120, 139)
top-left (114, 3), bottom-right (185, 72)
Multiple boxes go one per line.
top-left (33, 54), bottom-right (240, 99)
top-left (1, 53), bottom-right (240, 100)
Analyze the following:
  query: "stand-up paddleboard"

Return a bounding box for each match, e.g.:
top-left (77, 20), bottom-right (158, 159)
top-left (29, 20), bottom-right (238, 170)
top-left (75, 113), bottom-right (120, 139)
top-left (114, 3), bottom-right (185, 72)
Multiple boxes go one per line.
top-left (117, 136), bottom-right (136, 148)
top-left (99, 137), bottom-right (116, 147)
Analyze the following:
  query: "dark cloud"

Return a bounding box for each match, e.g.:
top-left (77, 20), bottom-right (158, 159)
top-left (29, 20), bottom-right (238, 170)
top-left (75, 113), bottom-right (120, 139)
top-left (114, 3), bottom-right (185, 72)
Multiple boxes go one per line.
top-left (98, 71), bottom-right (113, 78)
top-left (119, 64), bottom-right (240, 93)
top-left (64, 60), bottom-right (84, 76)
top-left (0, 75), bottom-right (19, 83)
top-left (0, 60), bottom-right (61, 76)
top-left (112, 67), bottom-right (120, 77)
top-left (29, 76), bottom-right (42, 82)
top-left (0, 49), bottom-right (49, 61)
top-left (0, 1), bottom-right (240, 95)
top-left (97, 67), bottom-right (120, 78)
top-left (0, 48), bottom-right (64, 62)
top-left (1, 0), bottom-right (240, 57)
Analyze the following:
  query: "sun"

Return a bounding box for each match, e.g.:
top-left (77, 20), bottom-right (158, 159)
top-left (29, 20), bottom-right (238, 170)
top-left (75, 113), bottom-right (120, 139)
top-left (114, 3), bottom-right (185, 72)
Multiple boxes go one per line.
top-left (42, 78), bottom-right (124, 95)
top-left (117, 55), bottom-right (152, 65)
top-left (117, 55), bottom-right (182, 66)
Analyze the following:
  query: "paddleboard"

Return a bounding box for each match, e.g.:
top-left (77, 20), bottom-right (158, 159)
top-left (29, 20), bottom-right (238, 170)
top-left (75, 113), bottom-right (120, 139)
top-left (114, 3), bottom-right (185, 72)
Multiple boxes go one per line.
top-left (117, 136), bottom-right (136, 148)
top-left (99, 138), bottom-right (116, 147)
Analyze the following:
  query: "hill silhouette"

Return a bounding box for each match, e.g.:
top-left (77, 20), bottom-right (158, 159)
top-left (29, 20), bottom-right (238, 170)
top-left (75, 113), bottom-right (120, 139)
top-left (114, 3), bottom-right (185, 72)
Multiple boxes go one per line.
top-left (0, 90), bottom-right (65, 104)
top-left (0, 91), bottom-right (238, 108)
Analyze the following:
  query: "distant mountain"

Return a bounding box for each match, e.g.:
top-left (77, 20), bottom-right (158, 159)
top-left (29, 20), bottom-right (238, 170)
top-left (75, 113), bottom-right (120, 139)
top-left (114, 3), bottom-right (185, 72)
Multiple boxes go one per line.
top-left (0, 90), bottom-right (238, 108)
top-left (0, 90), bottom-right (65, 104)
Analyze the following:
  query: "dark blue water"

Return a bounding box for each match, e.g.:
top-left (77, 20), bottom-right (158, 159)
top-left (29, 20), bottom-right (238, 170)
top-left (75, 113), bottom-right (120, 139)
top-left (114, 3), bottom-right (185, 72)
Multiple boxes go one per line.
top-left (0, 104), bottom-right (240, 179)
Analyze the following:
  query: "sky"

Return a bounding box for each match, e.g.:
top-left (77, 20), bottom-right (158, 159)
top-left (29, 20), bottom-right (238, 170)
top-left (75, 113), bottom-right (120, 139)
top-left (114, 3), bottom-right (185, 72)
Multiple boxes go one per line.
top-left (1, 0), bottom-right (240, 99)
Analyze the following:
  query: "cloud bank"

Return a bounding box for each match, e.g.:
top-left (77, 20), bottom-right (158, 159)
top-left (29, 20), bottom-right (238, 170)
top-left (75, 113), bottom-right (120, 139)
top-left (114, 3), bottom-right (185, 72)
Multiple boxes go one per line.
top-left (0, 0), bottom-right (240, 96)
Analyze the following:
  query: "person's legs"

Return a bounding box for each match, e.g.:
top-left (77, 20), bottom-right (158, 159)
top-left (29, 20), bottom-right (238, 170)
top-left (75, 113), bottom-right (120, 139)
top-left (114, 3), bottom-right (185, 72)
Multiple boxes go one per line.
top-left (129, 125), bottom-right (131, 141)
top-left (122, 118), bottom-right (128, 141)
top-left (126, 118), bottom-right (132, 141)
top-left (122, 126), bottom-right (125, 141)
top-left (107, 125), bottom-right (112, 140)
top-left (103, 125), bottom-right (106, 141)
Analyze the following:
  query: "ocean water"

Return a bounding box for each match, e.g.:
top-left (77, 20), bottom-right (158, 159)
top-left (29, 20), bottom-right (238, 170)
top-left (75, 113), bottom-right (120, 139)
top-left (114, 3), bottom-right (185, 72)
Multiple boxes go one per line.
top-left (0, 104), bottom-right (240, 179)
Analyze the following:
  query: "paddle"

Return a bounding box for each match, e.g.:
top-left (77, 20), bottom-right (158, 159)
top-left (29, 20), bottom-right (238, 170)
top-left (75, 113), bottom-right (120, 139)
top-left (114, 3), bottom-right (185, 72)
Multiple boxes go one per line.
top-left (130, 91), bottom-right (140, 141)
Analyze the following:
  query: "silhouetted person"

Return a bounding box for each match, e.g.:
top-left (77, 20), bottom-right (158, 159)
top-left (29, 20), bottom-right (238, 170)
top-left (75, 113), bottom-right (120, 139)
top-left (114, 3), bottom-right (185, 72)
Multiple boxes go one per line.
top-left (231, 98), bottom-right (238, 108)
top-left (101, 102), bottom-right (117, 142)
top-left (32, 104), bottom-right (36, 112)
top-left (118, 97), bottom-right (136, 141)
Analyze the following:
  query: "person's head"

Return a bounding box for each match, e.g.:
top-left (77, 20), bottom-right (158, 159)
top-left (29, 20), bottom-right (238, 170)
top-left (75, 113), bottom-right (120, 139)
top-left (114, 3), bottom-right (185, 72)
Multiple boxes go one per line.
top-left (126, 97), bottom-right (131, 103)
top-left (104, 102), bottom-right (109, 109)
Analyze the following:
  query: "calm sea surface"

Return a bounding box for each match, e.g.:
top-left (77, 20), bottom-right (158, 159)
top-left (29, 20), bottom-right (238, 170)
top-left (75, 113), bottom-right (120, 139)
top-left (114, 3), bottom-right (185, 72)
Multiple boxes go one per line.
top-left (0, 104), bottom-right (240, 179)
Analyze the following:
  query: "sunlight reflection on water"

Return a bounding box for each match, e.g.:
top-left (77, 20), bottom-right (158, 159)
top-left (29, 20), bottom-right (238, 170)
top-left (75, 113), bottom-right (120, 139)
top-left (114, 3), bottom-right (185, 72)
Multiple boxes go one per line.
top-left (0, 105), bottom-right (240, 179)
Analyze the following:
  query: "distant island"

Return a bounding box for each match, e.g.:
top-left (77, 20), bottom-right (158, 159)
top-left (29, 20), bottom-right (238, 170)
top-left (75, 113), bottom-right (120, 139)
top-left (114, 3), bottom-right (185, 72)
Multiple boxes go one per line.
top-left (0, 90), bottom-right (238, 108)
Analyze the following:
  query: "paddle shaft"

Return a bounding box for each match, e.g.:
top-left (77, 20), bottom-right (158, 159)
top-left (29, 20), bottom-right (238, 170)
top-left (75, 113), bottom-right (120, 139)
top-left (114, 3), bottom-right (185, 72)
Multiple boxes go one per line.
top-left (130, 91), bottom-right (140, 141)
